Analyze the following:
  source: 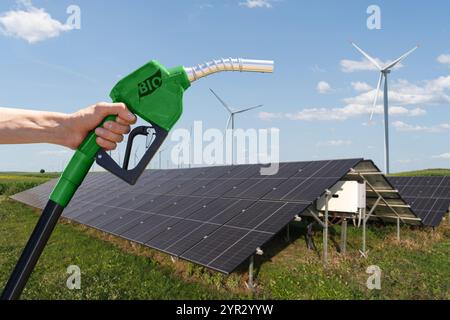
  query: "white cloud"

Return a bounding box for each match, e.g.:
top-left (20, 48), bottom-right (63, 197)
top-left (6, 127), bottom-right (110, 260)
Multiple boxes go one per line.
top-left (408, 108), bottom-right (427, 117)
top-left (432, 153), bottom-right (450, 159)
top-left (258, 112), bottom-right (282, 121)
top-left (389, 106), bottom-right (426, 117)
top-left (316, 81), bottom-right (332, 94)
top-left (0, 0), bottom-right (73, 43)
top-left (392, 121), bottom-right (450, 133)
top-left (239, 0), bottom-right (273, 8)
top-left (340, 58), bottom-right (403, 73)
top-left (286, 105), bottom-right (363, 121)
top-left (284, 104), bottom-right (425, 122)
top-left (351, 81), bottom-right (373, 92)
top-left (437, 54), bottom-right (450, 65)
top-left (317, 140), bottom-right (352, 147)
top-left (344, 76), bottom-right (450, 108)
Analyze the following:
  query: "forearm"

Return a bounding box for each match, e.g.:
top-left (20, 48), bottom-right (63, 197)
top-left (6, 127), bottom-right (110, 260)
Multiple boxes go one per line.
top-left (0, 107), bottom-right (70, 146)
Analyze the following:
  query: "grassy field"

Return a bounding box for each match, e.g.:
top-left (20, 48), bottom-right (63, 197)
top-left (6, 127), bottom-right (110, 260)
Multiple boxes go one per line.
top-left (0, 172), bottom-right (59, 196)
top-left (0, 171), bottom-right (449, 300)
top-left (391, 168), bottom-right (450, 177)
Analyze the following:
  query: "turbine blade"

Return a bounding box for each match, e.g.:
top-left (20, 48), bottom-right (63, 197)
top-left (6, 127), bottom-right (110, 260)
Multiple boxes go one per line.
top-left (210, 88), bottom-right (233, 114)
top-left (370, 73), bottom-right (383, 121)
top-left (234, 105), bottom-right (264, 114)
top-left (226, 115), bottom-right (232, 130)
top-left (383, 46), bottom-right (419, 71)
top-left (351, 42), bottom-right (382, 70)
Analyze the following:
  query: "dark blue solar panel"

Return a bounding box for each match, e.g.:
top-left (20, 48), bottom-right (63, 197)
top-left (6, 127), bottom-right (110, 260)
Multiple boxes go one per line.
top-left (390, 176), bottom-right (450, 227)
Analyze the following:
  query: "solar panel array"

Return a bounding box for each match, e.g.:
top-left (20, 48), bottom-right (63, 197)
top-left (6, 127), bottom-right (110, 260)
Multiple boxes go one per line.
top-left (389, 176), bottom-right (450, 227)
top-left (12, 158), bottom-right (363, 273)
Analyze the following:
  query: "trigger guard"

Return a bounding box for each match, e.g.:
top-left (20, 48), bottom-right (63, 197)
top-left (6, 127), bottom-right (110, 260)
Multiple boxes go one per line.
top-left (123, 126), bottom-right (154, 170)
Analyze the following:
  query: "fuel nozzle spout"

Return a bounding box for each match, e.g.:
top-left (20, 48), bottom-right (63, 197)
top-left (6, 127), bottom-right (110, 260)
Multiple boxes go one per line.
top-left (184, 58), bottom-right (275, 83)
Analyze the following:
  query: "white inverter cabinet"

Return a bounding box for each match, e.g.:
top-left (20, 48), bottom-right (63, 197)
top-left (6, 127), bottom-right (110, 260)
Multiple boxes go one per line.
top-left (316, 181), bottom-right (366, 214)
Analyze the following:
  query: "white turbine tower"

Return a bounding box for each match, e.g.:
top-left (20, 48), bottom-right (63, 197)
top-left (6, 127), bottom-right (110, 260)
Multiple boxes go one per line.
top-left (210, 88), bottom-right (263, 165)
top-left (351, 42), bottom-right (419, 174)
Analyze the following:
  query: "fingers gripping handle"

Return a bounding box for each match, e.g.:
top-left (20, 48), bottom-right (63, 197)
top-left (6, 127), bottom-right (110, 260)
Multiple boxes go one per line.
top-left (49, 115), bottom-right (117, 207)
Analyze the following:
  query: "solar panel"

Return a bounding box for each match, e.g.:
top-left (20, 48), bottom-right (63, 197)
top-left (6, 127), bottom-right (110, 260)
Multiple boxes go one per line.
top-left (146, 219), bottom-right (205, 252)
top-left (226, 201), bottom-right (286, 229)
top-left (256, 202), bottom-right (310, 233)
top-left (208, 200), bottom-right (256, 225)
top-left (180, 226), bottom-right (255, 268)
top-left (389, 176), bottom-right (450, 227)
top-left (100, 209), bottom-right (148, 234)
top-left (156, 196), bottom-right (204, 217)
top-left (120, 215), bottom-right (174, 244)
top-left (283, 178), bottom-right (339, 202)
top-left (162, 223), bottom-right (219, 256)
top-left (207, 231), bottom-right (273, 273)
top-left (192, 179), bottom-right (244, 197)
top-left (11, 158), bottom-right (377, 273)
top-left (88, 206), bottom-right (136, 228)
top-left (187, 198), bottom-right (242, 222)
top-left (229, 178), bottom-right (286, 200)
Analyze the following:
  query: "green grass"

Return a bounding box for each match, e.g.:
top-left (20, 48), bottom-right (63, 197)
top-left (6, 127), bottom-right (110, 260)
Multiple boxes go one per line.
top-left (254, 223), bottom-right (450, 299)
top-left (0, 196), bottom-right (238, 300)
top-left (391, 168), bottom-right (450, 177)
top-left (0, 172), bottom-right (449, 300)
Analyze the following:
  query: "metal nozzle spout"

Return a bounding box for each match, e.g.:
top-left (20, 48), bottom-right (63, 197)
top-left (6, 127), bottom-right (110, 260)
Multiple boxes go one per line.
top-left (184, 58), bottom-right (274, 83)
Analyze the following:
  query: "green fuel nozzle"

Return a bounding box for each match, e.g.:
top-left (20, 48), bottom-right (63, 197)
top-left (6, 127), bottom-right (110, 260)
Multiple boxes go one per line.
top-left (50, 58), bottom-right (274, 207)
top-left (113, 58), bottom-right (275, 132)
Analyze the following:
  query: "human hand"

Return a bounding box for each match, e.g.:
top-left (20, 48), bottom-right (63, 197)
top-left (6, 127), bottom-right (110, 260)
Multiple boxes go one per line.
top-left (65, 102), bottom-right (137, 150)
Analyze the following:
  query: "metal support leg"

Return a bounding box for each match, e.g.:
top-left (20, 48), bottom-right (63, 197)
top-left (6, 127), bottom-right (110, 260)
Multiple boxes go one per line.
top-left (285, 223), bottom-right (290, 243)
top-left (246, 255), bottom-right (255, 291)
top-left (340, 219), bottom-right (347, 254)
top-left (306, 223), bottom-right (316, 251)
top-left (397, 217), bottom-right (401, 242)
top-left (323, 212), bottom-right (328, 265)
top-left (360, 208), bottom-right (368, 258)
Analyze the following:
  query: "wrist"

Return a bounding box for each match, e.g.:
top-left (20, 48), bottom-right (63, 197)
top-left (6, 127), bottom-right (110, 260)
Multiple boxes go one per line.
top-left (45, 112), bottom-right (76, 148)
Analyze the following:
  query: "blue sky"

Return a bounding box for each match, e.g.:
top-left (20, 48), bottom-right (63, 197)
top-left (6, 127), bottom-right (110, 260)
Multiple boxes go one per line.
top-left (0, 0), bottom-right (449, 172)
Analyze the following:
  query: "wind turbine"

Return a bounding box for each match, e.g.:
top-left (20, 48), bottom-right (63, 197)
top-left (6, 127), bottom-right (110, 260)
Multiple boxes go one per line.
top-left (351, 42), bottom-right (418, 174)
top-left (209, 88), bottom-right (263, 165)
